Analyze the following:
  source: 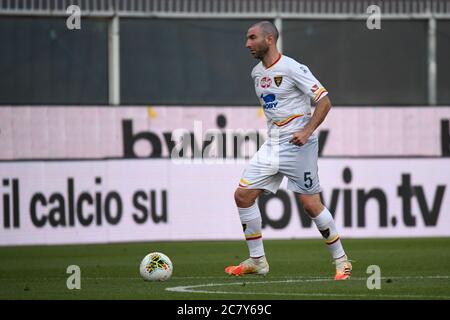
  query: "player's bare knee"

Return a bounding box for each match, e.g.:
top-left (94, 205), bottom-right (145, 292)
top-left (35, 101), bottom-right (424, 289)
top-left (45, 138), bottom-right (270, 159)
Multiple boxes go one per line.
top-left (303, 204), bottom-right (318, 217)
top-left (234, 188), bottom-right (248, 207)
top-left (234, 188), bottom-right (255, 208)
top-left (300, 196), bottom-right (324, 217)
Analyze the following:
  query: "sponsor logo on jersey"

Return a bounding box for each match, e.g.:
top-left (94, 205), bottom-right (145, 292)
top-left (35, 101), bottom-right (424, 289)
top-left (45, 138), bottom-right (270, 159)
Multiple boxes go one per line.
top-left (274, 76), bottom-right (283, 87)
top-left (260, 77), bottom-right (272, 88)
top-left (300, 65), bottom-right (308, 74)
top-left (311, 84), bottom-right (319, 93)
top-left (260, 93), bottom-right (278, 109)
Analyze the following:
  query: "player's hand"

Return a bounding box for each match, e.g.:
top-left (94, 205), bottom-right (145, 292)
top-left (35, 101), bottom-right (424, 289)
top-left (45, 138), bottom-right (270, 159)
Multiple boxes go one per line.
top-left (289, 129), bottom-right (312, 146)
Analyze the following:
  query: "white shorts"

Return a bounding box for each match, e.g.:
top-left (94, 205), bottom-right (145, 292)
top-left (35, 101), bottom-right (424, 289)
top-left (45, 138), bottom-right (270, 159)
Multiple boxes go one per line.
top-left (238, 135), bottom-right (322, 194)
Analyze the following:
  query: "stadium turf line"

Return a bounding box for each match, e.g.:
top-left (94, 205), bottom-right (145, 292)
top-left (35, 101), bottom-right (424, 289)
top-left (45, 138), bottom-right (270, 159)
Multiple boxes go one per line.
top-left (0, 238), bottom-right (449, 300)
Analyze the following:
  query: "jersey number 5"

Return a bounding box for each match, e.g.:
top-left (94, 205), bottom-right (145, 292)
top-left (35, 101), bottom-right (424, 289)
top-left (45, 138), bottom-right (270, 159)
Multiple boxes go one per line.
top-left (304, 172), bottom-right (312, 189)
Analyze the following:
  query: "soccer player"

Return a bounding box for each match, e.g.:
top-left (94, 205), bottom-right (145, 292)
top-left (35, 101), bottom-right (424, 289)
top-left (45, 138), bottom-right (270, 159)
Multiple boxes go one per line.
top-left (225, 21), bottom-right (352, 280)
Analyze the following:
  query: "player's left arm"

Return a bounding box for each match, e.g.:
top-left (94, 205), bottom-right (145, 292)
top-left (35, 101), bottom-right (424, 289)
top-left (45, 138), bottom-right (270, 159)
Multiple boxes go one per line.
top-left (289, 61), bottom-right (331, 146)
top-left (289, 95), bottom-right (331, 146)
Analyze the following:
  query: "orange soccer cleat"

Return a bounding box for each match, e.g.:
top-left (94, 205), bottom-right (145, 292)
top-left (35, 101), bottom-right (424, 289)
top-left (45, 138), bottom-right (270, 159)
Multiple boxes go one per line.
top-left (334, 257), bottom-right (352, 280)
top-left (225, 256), bottom-right (269, 276)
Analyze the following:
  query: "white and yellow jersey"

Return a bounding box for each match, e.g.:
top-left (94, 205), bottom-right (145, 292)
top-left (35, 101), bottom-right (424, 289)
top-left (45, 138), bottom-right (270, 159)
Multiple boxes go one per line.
top-left (251, 54), bottom-right (328, 143)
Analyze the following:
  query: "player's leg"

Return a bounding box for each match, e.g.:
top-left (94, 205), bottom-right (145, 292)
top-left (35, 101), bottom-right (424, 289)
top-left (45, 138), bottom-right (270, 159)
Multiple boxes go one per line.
top-left (298, 193), bottom-right (352, 280)
top-left (225, 142), bottom-right (282, 276)
top-left (283, 136), bottom-right (352, 280)
top-left (234, 188), bottom-right (265, 260)
top-left (224, 188), bottom-right (270, 276)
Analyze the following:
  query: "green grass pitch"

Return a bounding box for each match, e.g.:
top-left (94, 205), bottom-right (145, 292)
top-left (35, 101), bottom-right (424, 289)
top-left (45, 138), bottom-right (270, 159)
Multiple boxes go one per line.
top-left (0, 238), bottom-right (449, 300)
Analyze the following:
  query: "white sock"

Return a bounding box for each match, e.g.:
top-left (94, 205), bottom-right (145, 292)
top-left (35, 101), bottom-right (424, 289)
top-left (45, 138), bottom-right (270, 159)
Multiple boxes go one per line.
top-left (312, 207), bottom-right (346, 260)
top-left (238, 202), bottom-right (265, 258)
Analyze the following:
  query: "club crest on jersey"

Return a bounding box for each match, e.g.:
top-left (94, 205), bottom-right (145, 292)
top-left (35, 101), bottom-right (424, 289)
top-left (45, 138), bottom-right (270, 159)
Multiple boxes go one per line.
top-left (274, 76), bottom-right (283, 87)
top-left (260, 77), bottom-right (272, 88)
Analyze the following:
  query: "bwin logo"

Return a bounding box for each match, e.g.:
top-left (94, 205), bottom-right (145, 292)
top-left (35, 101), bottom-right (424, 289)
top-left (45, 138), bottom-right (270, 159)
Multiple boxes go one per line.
top-left (261, 94), bottom-right (278, 109)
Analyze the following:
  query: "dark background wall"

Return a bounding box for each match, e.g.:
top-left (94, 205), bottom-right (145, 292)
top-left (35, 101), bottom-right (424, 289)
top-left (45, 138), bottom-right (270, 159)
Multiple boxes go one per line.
top-left (283, 20), bottom-right (428, 105)
top-left (438, 21), bottom-right (450, 105)
top-left (120, 19), bottom-right (259, 105)
top-left (0, 17), bottom-right (108, 104)
top-left (0, 17), bottom-right (449, 105)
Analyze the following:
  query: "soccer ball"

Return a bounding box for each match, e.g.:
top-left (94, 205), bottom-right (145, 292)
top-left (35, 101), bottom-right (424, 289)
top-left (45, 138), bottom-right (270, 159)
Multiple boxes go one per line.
top-left (139, 252), bottom-right (173, 281)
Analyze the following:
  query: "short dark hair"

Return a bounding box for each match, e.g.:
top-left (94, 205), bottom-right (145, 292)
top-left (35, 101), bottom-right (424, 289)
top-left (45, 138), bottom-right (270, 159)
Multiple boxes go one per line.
top-left (253, 21), bottom-right (279, 41)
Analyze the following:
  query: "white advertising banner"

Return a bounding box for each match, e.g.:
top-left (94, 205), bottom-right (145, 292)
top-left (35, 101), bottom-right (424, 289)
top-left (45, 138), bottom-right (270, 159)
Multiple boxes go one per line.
top-left (1, 106), bottom-right (449, 245)
top-left (0, 106), bottom-right (449, 159)
top-left (0, 159), bottom-right (449, 245)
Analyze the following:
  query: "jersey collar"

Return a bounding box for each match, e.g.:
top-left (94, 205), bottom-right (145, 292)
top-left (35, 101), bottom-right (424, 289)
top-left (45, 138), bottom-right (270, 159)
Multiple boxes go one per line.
top-left (264, 53), bottom-right (282, 69)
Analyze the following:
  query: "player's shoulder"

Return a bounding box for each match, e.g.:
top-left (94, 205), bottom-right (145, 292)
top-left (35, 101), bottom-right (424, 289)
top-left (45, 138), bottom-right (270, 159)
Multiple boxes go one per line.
top-left (281, 55), bottom-right (299, 64)
top-left (281, 55), bottom-right (311, 74)
top-left (281, 55), bottom-right (303, 67)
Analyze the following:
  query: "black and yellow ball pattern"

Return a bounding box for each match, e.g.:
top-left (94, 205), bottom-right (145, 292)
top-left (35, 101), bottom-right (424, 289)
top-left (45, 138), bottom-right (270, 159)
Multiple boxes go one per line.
top-left (145, 253), bottom-right (170, 274)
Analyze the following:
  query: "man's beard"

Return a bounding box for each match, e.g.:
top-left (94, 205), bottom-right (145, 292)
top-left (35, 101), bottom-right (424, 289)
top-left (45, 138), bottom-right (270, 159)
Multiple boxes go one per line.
top-left (254, 45), bottom-right (269, 60)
